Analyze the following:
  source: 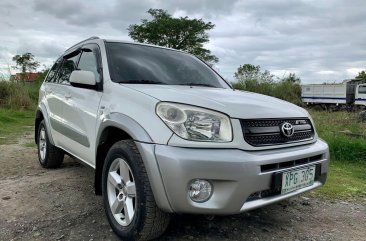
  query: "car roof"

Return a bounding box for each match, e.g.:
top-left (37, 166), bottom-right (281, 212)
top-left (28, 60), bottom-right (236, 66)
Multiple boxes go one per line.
top-left (64, 36), bottom-right (185, 56)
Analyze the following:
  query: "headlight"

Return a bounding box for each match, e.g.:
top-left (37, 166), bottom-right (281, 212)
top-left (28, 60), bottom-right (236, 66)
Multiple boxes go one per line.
top-left (156, 102), bottom-right (232, 142)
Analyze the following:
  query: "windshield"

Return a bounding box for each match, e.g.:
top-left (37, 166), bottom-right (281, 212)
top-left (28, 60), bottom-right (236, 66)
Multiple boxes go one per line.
top-left (105, 42), bottom-right (229, 88)
top-left (359, 85), bottom-right (366, 94)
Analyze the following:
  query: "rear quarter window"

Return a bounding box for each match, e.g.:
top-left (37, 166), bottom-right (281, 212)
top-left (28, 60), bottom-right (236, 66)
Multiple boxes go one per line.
top-left (45, 58), bottom-right (62, 83)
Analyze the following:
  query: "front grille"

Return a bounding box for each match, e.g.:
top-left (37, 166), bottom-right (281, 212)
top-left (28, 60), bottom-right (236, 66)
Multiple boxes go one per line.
top-left (240, 118), bottom-right (315, 147)
top-left (261, 154), bottom-right (323, 173)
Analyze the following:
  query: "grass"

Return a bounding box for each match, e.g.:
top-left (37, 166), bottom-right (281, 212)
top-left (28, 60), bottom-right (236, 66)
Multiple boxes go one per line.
top-left (0, 81), bottom-right (40, 144)
top-left (314, 161), bottom-right (366, 199)
top-left (0, 108), bottom-right (35, 145)
top-left (23, 142), bottom-right (37, 148)
top-left (0, 81), bottom-right (35, 109)
top-left (309, 110), bottom-right (366, 200)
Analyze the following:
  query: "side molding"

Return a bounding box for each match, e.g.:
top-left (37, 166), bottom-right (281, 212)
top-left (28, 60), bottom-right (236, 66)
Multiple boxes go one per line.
top-left (49, 117), bottom-right (90, 147)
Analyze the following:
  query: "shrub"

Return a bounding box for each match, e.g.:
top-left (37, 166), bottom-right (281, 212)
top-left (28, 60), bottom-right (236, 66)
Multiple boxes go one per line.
top-left (323, 135), bottom-right (366, 163)
top-left (232, 79), bottom-right (303, 106)
top-left (0, 81), bottom-right (33, 109)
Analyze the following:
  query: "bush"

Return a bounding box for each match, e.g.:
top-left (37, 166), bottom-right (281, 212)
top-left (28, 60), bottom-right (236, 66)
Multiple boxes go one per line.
top-left (323, 135), bottom-right (366, 163)
top-left (232, 79), bottom-right (303, 106)
top-left (0, 81), bottom-right (33, 109)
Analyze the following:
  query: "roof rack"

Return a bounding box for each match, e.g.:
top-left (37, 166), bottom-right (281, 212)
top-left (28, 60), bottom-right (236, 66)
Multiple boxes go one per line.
top-left (65, 36), bottom-right (100, 52)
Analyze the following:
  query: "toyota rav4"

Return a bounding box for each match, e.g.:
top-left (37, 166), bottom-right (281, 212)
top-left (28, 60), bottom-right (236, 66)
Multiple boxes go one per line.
top-left (35, 36), bottom-right (329, 241)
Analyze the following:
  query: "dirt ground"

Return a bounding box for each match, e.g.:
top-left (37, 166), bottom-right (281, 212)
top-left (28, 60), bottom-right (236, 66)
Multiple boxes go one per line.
top-left (0, 133), bottom-right (365, 241)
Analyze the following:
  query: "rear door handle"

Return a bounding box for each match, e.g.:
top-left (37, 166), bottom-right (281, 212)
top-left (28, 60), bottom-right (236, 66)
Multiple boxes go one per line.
top-left (65, 94), bottom-right (72, 99)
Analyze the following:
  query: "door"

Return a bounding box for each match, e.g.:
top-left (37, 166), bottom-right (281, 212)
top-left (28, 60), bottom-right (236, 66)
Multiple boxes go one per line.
top-left (44, 57), bottom-right (65, 146)
top-left (355, 84), bottom-right (366, 106)
top-left (59, 44), bottom-right (103, 166)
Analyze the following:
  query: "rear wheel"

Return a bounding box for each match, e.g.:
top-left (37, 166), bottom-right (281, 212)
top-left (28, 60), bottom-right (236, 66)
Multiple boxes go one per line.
top-left (102, 140), bottom-right (170, 241)
top-left (37, 120), bottom-right (64, 168)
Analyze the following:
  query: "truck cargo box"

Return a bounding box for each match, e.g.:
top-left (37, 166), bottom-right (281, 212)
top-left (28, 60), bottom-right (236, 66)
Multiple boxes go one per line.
top-left (301, 84), bottom-right (347, 105)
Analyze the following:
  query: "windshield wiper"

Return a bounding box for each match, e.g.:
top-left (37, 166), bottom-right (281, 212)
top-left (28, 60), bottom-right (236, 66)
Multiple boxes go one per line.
top-left (117, 79), bottom-right (167, 84)
top-left (180, 82), bottom-right (218, 88)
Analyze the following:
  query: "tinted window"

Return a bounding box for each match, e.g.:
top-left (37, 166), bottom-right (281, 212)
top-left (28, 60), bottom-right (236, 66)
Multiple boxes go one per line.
top-left (359, 85), bottom-right (366, 94)
top-left (45, 58), bottom-right (62, 83)
top-left (78, 50), bottom-right (99, 81)
top-left (57, 54), bottom-right (80, 84)
top-left (105, 42), bottom-right (228, 88)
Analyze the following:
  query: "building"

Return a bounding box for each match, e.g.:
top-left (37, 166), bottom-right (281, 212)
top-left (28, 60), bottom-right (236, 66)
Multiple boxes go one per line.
top-left (10, 72), bottom-right (39, 82)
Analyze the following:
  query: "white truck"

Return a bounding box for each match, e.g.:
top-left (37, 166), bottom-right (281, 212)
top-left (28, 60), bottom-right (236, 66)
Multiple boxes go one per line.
top-left (301, 80), bottom-right (366, 109)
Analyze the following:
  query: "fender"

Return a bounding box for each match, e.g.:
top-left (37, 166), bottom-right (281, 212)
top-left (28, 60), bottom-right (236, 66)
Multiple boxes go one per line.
top-left (95, 112), bottom-right (173, 212)
top-left (35, 103), bottom-right (55, 145)
top-left (96, 112), bottom-right (153, 145)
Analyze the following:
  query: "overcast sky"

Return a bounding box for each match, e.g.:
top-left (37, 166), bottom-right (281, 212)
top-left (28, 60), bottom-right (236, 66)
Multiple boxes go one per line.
top-left (0, 0), bottom-right (365, 83)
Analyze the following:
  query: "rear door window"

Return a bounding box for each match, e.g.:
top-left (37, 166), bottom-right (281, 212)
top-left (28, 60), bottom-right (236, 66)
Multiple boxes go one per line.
top-left (45, 58), bottom-right (62, 83)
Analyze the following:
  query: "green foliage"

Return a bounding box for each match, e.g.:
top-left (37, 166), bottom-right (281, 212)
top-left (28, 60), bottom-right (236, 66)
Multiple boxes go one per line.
top-left (128, 9), bottom-right (218, 64)
top-left (282, 72), bottom-right (301, 83)
top-left (234, 64), bottom-right (274, 84)
top-left (313, 160), bottom-right (366, 199)
top-left (309, 110), bottom-right (366, 199)
top-left (0, 109), bottom-right (34, 144)
top-left (36, 68), bottom-right (49, 83)
top-left (272, 79), bottom-right (303, 106)
top-left (233, 67), bottom-right (303, 105)
top-left (0, 81), bottom-right (34, 109)
top-left (310, 110), bottom-right (366, 163)
top-left (325, 136), bottom-right (366, 163)
top-left (12, 53), bottom-right (40, 83)
top-left (310, 110), bottom-right (366, 137)
top-left (355, 70), bottom-right (366, 82)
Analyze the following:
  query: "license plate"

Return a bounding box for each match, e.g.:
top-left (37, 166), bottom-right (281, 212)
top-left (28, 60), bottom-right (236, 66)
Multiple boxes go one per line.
top-left (281, 166), bottom-right (316, 194)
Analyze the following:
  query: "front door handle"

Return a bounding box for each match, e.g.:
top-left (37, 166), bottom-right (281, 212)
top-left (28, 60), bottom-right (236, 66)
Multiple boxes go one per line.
top-left (65, 94), bottom-right (72, 99)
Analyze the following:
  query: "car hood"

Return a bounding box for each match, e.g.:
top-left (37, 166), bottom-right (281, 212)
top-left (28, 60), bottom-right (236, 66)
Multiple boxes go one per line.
top-left (123, 84), bottom-right (308, 119)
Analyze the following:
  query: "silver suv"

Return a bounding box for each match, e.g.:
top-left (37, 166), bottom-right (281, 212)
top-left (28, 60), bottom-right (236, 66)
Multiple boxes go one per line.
top-left (35, 37), bottom-right (329, 241)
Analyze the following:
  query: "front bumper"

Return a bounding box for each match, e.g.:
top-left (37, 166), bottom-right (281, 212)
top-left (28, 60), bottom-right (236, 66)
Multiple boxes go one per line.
top-left (153, 139), bottom-right (329, 214)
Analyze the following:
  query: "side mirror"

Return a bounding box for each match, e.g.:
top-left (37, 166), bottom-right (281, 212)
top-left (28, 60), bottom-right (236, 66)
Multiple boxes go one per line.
top-left (69, 70), bottom-right (96, 87)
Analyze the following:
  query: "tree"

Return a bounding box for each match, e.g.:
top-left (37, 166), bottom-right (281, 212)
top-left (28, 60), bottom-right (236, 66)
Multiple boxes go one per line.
top-left (128, 9), bottom-right (218, 64)
top-left (355, 70), bottom-right (366, 82)
top-left (12, 53), bottom-right (40, 84)
top-left (233, 66), bottom-right (302, 105)
top-left (282, 73), bottom-right (301, 84)
top-left (234, 64), bottom-right (274, 84)
top-left (36, 65), bottom-right (50, 83)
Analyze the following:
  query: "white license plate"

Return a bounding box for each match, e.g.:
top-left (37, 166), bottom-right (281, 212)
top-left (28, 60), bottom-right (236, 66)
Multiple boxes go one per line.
top-left (281, 166), bottom-right (316, 195)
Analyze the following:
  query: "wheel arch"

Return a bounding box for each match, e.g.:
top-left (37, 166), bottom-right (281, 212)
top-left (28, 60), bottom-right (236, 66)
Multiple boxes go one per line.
top-left (94, 113), bottom-right (153, 195)
top-left (35, 105), bottom-right (54, 145)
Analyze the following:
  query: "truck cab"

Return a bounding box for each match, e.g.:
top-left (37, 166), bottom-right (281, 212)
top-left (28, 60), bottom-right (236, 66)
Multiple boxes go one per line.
top-left (355, 84), bottom-right (366, 106)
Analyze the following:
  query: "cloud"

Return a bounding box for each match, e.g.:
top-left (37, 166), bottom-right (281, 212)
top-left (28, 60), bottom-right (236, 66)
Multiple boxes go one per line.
top-left (0, 0), bottom-right (364, 83)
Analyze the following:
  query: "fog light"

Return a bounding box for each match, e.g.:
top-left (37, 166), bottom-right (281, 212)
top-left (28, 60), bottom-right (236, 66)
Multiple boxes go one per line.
top-left (188, 179), bottom-right (212, 202)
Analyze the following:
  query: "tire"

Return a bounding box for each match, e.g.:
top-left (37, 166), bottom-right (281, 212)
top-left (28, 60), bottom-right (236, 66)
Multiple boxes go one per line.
top-left (37, 120), bottom-right (64, 168)
top-left (102, 140), bottom-right (170, 241)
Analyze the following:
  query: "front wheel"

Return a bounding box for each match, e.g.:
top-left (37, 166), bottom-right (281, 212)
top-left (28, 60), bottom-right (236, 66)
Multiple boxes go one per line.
top-left (102, 140), bottom-right (170, 241)
top-left (37, 120), bottom-right (64, 168)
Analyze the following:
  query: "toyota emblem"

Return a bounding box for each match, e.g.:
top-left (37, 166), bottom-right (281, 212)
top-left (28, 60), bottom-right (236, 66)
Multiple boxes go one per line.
top-left (281, 122), bottom-right (294, 137)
